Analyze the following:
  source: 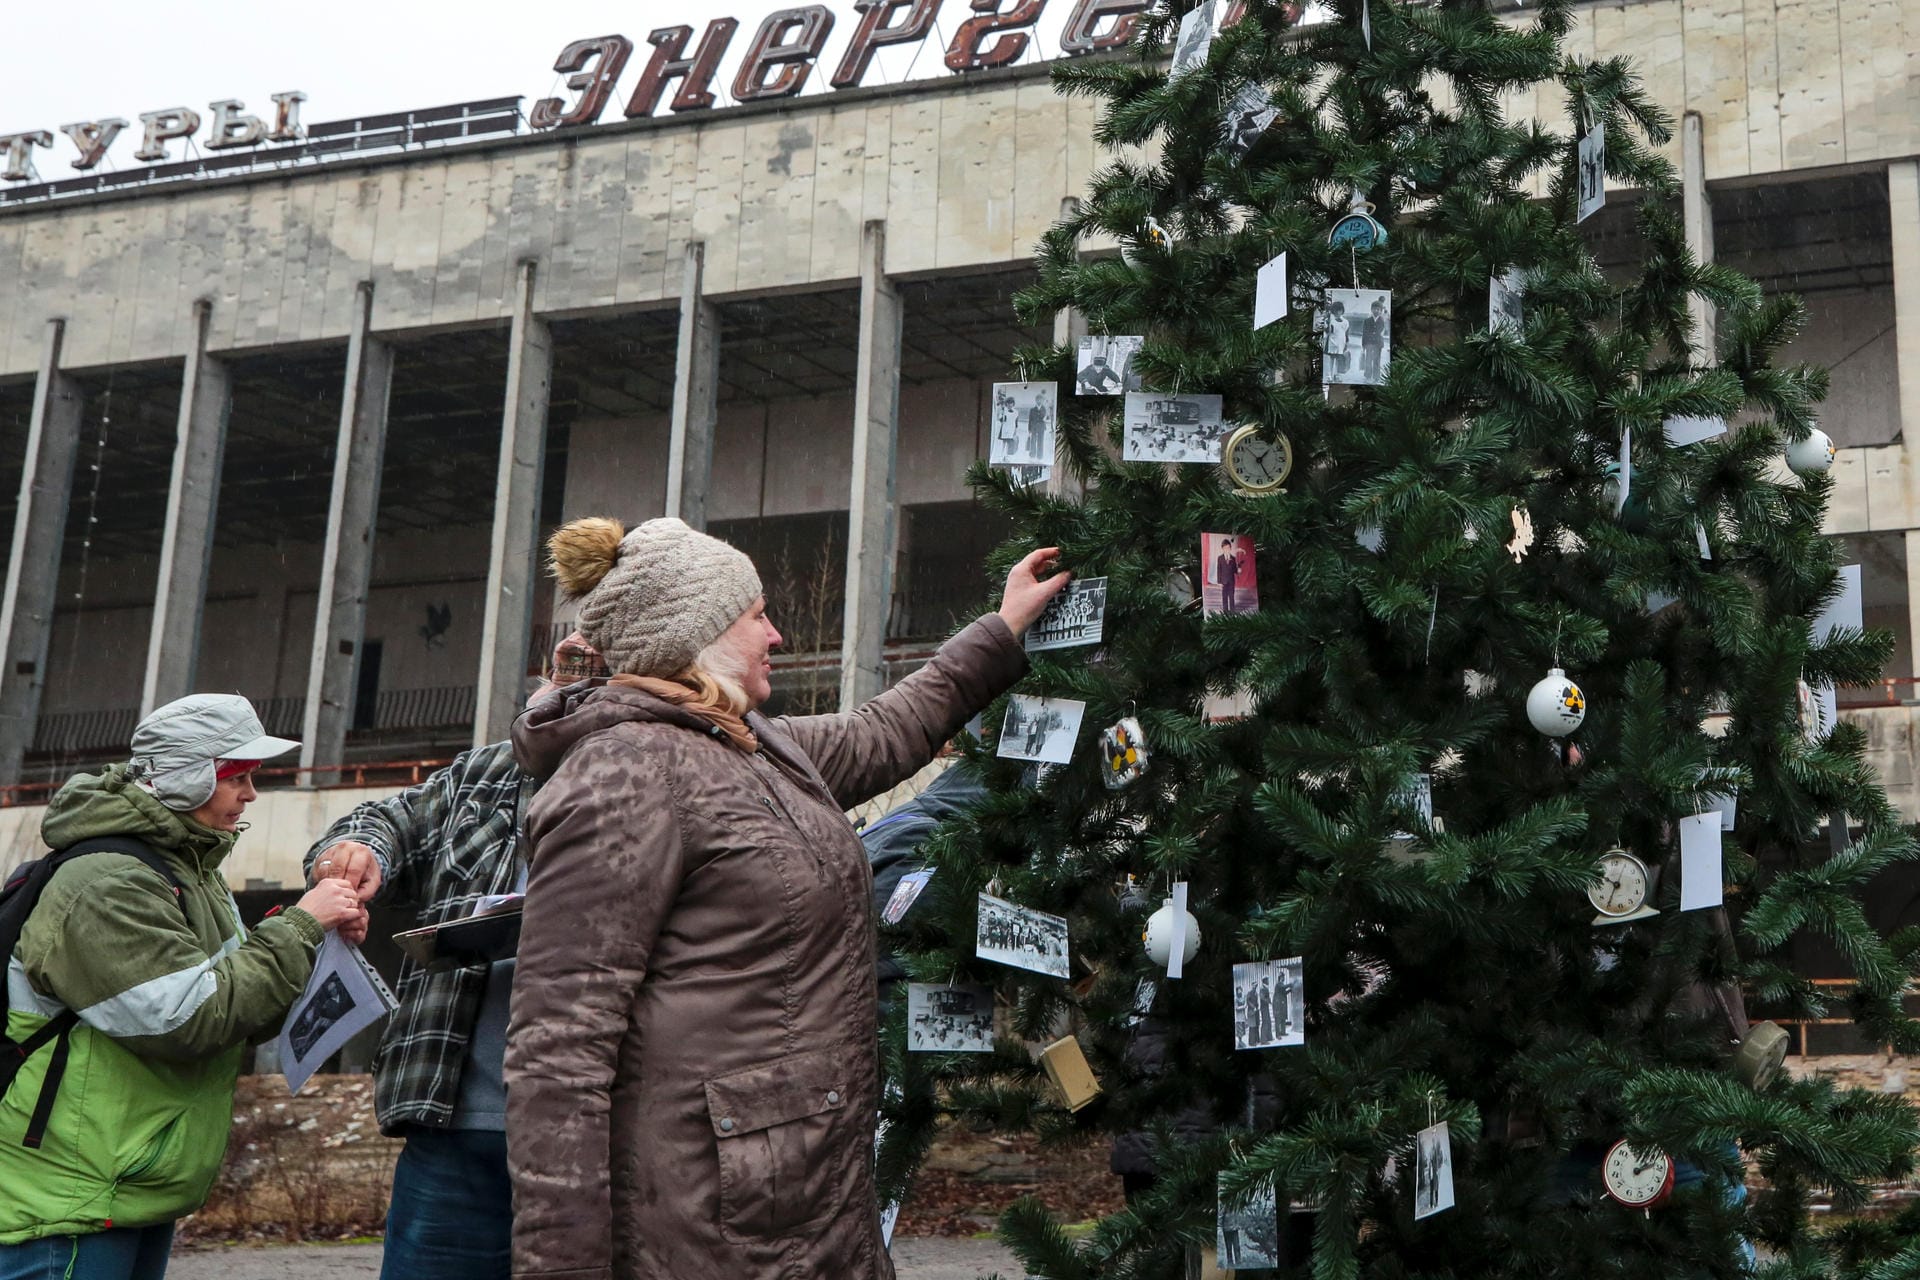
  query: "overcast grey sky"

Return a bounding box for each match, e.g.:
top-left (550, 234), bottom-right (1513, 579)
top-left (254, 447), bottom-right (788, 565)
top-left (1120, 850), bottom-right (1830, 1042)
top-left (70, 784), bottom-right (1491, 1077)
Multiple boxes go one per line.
top-left (4, 1), bottom-right (1085, 148)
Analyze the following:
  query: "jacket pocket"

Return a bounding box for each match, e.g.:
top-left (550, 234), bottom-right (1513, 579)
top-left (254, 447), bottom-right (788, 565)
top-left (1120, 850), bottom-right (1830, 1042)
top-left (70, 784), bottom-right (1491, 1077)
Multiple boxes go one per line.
top-left (116, 1112), bottom-right (184, 1186)
top-left (704, 1047), bottom-right (850, 1241)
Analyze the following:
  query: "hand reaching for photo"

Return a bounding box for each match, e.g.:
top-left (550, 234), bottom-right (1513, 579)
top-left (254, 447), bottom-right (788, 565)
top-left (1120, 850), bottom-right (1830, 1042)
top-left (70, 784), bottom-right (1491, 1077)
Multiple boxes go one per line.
top-left (995, 546), bottom-right (1072, 639)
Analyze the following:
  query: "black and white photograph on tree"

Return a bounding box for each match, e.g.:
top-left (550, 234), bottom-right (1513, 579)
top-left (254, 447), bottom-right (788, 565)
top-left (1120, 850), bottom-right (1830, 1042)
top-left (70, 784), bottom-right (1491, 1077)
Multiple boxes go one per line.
top-left (1232, 957), bottom-right (1304, 1049)
top-left (989, 381), bottom-right (1057, 467)
top-left (1216, 1175), bottom-right (1280, 1269)
top-left (1025, 577), bottom-right (1107, 651)
top-left (1172, 0), bottom-right (1220, 77)
top-left (1414, 1121), bottom-right (1456, 1219)
top-left (1576, 122), bottom-right (1606, 222)
top-left (1222, 82), bottom-right (1279, 159)
top-left (1123, 392), bottom-right (1228, 462)
top-left (1489, 267), bottom-right (1526, 334)
top-left (996, 694), bottom-right (1087, 764)
top-left (906, 983), bottom-right (996, 1052)
top-left (1323, 288), bottom-right (1392, 386)
top-left (1202, 533), bottom-right (1259, 616)
top-left (1076, 335), bottom-right (1144, 395)
top-left (975, 893), bottom-right (1071, 978)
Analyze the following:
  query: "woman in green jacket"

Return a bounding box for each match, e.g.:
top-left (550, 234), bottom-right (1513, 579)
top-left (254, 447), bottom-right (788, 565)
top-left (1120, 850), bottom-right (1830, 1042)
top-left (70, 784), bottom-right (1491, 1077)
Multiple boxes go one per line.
top-left (0, 694), bottom-right (363, 1280)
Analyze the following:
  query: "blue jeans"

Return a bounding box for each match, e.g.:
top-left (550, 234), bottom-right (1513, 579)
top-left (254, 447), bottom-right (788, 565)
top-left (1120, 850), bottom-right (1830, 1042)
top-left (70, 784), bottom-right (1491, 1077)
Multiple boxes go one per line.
top-left (0, 1224), bottom-right (174, 1280)
top-left (381, 1127), bottom-right (511, 1280)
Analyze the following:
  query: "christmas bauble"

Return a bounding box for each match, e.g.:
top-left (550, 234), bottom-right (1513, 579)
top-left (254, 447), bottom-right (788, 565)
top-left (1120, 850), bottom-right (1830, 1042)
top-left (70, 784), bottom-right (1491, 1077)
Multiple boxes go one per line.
top-left (1525, 667), bottom-right (1586, 736)
top-left (1142, 902), bottom-right (1200, 967)
top-left (1785, 427), bottom-right (1835, 475)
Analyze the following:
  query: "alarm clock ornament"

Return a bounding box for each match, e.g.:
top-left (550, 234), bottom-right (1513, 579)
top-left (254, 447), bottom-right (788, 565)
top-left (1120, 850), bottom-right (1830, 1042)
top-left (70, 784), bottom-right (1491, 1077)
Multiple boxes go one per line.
top-left (1526, 667), bottom-right (1587, 737)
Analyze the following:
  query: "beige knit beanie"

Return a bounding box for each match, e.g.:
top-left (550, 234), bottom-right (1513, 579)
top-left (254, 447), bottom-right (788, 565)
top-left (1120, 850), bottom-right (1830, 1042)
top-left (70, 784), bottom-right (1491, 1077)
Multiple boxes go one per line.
top-left (548, 516), bottom-right (763, 678)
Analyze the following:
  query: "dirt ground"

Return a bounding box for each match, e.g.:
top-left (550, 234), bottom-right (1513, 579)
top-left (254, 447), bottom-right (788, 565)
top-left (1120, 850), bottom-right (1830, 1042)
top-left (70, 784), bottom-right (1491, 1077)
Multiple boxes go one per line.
top-left (181, 1076), bottom-right (1123, 1245)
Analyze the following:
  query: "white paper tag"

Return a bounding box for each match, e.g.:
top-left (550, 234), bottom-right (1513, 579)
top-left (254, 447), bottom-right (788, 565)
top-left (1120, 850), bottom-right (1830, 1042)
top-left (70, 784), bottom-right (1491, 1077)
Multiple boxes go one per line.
top-left (1678, 810), bottom-right (1723, 912)
top-left (1255, 252), bottom-right (1288, 329)
top-left (1167, 881), bottom-right (1190, 980)
top-left (1663, 414), bottom-right (1726, 447)
top-left (1812, 564), bottom-right (1864, 641)
top-left (1694, 520), bottom-right (1711, 560)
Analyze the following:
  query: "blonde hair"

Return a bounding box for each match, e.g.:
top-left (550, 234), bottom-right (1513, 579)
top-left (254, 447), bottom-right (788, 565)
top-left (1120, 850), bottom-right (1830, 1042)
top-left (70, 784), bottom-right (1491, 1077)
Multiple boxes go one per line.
top-left (672, 636), bottom-right (752, 719)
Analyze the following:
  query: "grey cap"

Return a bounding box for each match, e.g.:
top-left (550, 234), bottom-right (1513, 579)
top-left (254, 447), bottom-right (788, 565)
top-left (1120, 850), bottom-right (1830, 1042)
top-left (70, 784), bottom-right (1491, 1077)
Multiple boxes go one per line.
top-left (130, 693), bottom-right (299, 811)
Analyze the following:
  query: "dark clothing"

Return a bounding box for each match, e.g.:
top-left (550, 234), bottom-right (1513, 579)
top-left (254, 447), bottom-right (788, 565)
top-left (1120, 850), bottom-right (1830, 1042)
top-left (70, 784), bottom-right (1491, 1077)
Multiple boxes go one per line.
top-left (304, 743), bottom-right (529, 1136)
top-left (381, 1128), bottom-right (512, 1280)
top-left (862, 763), bottom-right (987, 995)
top-left (506, 617), bottom-right (1026, 1280)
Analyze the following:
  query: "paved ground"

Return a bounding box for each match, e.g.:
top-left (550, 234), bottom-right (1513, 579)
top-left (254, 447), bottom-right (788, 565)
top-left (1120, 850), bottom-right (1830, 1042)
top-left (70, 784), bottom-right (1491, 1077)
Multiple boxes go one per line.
top-left (170, 1237), bottom-right (1021, 1279)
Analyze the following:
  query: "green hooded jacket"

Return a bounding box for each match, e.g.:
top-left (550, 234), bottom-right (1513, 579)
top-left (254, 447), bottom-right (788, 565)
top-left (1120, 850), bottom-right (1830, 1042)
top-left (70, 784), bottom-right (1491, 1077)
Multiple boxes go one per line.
top-left (0, 765), bottom-right (323, 1244)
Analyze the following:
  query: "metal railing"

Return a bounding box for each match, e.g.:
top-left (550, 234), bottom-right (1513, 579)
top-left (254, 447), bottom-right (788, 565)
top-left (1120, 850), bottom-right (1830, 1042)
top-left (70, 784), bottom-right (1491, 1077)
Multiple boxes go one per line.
top-left (1758, 978), bottom-right (1920, 1056)
top-left (0, 98), bottom-right (524, 208)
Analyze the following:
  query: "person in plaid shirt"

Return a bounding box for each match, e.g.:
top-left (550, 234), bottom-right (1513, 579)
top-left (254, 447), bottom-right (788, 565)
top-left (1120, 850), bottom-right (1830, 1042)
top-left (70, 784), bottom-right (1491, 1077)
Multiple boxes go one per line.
top-left (302, 634), bottom-right (607, 1280)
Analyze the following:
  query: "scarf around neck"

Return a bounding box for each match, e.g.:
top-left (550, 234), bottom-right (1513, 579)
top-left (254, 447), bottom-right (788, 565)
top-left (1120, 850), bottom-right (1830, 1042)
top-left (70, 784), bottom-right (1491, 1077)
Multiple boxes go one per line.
top-left (610, 674), bottom-right (759, 753)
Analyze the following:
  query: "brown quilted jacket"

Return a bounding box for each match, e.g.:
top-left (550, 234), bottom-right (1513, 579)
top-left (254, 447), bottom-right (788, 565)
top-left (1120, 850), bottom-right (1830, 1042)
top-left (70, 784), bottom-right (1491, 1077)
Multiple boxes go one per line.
top-left (505, 616), bottom-right (1027, 1280)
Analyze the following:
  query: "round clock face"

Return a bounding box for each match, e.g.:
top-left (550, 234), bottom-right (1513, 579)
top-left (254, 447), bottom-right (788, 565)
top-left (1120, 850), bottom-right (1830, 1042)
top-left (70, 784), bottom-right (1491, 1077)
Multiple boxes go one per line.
top-left (1225, 426), bottom-right (1293, 493)
top-left (1602, 1140), bottom-right (1674, 1208)
top-left (1587, 849), bottom-right (1649, 917)
top-left (1328, 211), bottom-right (1386, 251)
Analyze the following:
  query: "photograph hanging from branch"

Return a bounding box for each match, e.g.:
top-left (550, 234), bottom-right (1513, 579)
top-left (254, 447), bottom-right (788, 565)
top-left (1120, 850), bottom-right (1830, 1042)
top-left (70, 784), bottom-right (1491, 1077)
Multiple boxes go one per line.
top-left (1123, 392), bottom-right (1228, 462)
top-left (996, 694), bottom-right (1087, 764)
top-left (1216, 1175), bottom-right (1281, 1269)
top-left (1576, 123), bottom-right (1606, 222)
top-left (1232, 957), bottom-right (1304, 1049)
top-left (1489, 267), bottom-right (1526, 334)
top-left (1171, 0), bottom-right (1220, 77)
top-left (906, 983), bottom-right (996, 1052)
top-left (1025, 576), bottom-right (1107, 651)
top-left (1202, 533), bottom-right (1259, 616)
top-left (1222, 82), bottom-right (1279, 159)
top-left (881, 869), bottom-right (934, 925)
top-left (989, 381), bottom-right (1057, 468)
top-left (1323, 289), bottom-right (1391, 386)
top-left (975, 893), bottom-right (1071, 977)
top-left (1076, 335), bottom-right (1144, 395)
top-left (1414, 1121), bottom-right (1456, 1219)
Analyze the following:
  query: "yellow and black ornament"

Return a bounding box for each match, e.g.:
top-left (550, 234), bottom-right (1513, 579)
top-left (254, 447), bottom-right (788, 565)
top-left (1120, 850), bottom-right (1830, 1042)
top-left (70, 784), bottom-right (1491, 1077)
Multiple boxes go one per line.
top-left (1099, 716), bottom-right (1150, 790)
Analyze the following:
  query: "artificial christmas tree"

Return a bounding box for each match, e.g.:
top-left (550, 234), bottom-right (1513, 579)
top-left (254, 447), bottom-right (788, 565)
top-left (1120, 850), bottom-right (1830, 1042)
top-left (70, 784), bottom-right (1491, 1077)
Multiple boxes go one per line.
top-left (876, 0), bottom-right (1920, 1276)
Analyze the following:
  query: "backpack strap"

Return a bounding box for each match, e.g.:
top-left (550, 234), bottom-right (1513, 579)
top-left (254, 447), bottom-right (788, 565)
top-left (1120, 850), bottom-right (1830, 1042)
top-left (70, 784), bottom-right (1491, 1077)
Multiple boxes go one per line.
top-left (1, 836), bottom-right (185, 1148)
top-left (57, 837), bottom-right (187, 915)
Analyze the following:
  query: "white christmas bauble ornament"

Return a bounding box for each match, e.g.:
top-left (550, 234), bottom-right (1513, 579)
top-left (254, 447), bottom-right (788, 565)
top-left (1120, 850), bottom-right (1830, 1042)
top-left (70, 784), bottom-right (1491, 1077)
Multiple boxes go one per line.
top-left (1525, 667), bottom-right (1586, 737)
top-left (1142, 902), bottom-right (1200, 967)
top-left (1785, 427), bottom-right (1835, 476)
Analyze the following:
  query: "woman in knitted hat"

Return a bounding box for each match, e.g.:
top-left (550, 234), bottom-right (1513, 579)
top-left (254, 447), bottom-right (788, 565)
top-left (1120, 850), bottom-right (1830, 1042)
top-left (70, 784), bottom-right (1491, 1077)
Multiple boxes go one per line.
top-left (506, 516), bottom-right (1067, 1280)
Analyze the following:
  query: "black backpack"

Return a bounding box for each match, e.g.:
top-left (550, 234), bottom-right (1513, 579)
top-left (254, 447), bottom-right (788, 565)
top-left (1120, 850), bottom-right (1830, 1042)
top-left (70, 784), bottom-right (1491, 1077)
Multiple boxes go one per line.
top-left (0, 837), bottom-right (186, 1148)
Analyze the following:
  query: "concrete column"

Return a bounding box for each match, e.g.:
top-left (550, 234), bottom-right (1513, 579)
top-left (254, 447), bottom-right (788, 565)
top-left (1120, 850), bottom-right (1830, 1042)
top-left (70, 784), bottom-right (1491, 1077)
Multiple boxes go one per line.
top-left (142, 300), bottom-right (231, 714)
top-left (1890, 161), bottom-right (1920, 438)
top-left (300, 283), bottom-right (393, 779)
top-left (474, 262), bottom-right (553, 747)
top-left (1905, 531), bottom-right (1920, 684)
top-left (1681, 112), bottom-right (1717, 363)
top-left (839, 221), bottom-right (902, 710)
top-left (666, 242), bottom-right (721, 530)
top-left (0, 321), bottom-right (84, 782)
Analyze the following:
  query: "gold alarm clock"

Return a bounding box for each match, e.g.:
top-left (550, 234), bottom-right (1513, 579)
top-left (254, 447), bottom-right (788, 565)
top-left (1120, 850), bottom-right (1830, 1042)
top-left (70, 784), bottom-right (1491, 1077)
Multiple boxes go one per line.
top-left (1222, 425), bottom-right (1293, 495)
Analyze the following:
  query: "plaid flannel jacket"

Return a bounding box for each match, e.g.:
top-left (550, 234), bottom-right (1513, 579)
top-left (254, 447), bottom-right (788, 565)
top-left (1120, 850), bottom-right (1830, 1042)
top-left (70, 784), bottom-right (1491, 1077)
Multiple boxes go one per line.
top-left (303, 741), bottom-right (528, 1135)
